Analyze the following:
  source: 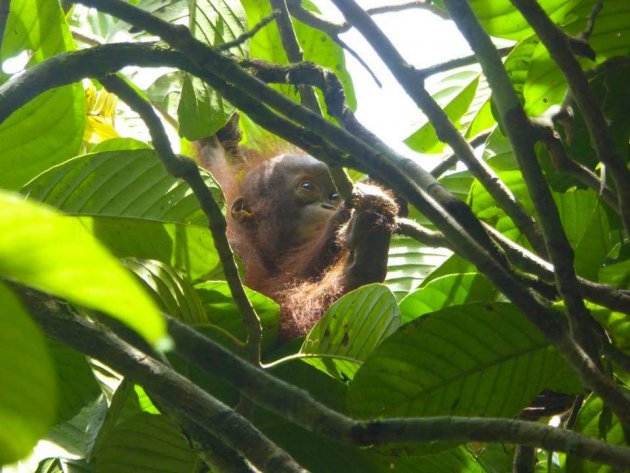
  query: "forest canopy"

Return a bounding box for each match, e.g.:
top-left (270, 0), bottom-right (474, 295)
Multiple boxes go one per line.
top-left (1, 0), bottom-right (630, 472)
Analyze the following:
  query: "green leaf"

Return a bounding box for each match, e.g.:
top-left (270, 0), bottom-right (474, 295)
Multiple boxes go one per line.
top-left (0, 0), bottom-right (84, 190)
top-left (566, 394), bottom-right (626, 473)
top-left (590, 302), bottom-right (630, 351)
top-left (0, 283), bottom-right (57, 464)
top-left (555, 190), bottom-right (614, 280)
top-left (405, 71), bottom-right (480, 154)
top-left (399, 273), bottom-right (497, 324)
top-left (48, 340), bottom-right (101, 425)
top-left (195, 280), bottom-right (280, 349)
top-left (301, 284), bottom-right (401, 381)
top-left (92, 413), bottom-right (196, 473)
top-left (503, 35), bottom-right (539, 101)
top-left (140, 0), bottom-right (246, 138)
top-left (385, 235), bottom-right (453, 300)
top-left (524, 0), bottom-right (630, 115)
top-left (470, 0), bottom-right (580, 40)
top-left (47, 397), bottom-right (108, 462)
top-left (124, 259), bottom-right (207, 325)
top-left (0, 191), bottom-right (165, 343)
top-left (470, 169), bottom-right (534, 245)
top-left (22, 150), bottom-right (223, 280)
top-left (177, 73), bottom-right (235, 140)
top-left (22, 150), bottom-right (223, 226)
top-left (599, 243), bottom-right (630, 289)
top-left (349, 303), bottom-right (568, 421)
top-left (81, 217), bottom-right (220, 281)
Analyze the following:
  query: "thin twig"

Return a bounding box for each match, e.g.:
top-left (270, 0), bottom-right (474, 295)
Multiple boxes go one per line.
top-left (418, 46), bottom-right (513, 79)
top-left (429, 131), bottom-right (491, 178)
top-left (286, 0), bottom-right (447, 36)
top-left (98, 74), bottom-right (263, 366)
top-left (218, 10), bottom-right (278, 51)
top-left (581, 1), bottom-right (603, 40)
top-left (70, 26), bottom-right (103, 46)
top-left (333, 34), bottom-right (382, 87)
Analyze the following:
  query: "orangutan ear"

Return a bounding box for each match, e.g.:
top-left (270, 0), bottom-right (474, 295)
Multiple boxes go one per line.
top-left (230, 196), bottom-right (253, 221)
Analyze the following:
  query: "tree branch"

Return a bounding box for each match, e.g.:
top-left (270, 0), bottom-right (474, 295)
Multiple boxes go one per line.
top-left (417, 46), bottom-right (513, 79)
top-left (165, 315), bottom-right (630, 470)
top-left (18, 287), bottom-right (305, 473)
top-left (218, 10), bottom-right (278, 52)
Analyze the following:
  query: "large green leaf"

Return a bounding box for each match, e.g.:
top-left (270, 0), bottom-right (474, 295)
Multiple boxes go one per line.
top-left (399, 273), bottom-right (497, 324)
top-left (22, 150), bottom-right (223, 280)
top-left (470, 0), bottom-right (580, 40)
top-left (349, 303), bottom-right (568, 420)
top-left (80, 217), bottom-right (220, 281)
top-left (301, 284), bottom-right (401, 381)
top-left (0, 283), bottom-right (57, 465)
top-left (22, 150), bottom-right (223, 226)
top-left (0, 191), bottom-right (165, 343)
top-left (0, 0), bottom-right (84, 189)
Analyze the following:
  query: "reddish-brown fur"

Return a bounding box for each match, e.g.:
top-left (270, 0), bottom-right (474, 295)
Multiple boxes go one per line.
top-left (198, 126), bottom-right (398, 339)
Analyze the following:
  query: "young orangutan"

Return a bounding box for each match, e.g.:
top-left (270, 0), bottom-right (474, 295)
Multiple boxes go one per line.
top-left (198, 120), bottom-right (398, 338)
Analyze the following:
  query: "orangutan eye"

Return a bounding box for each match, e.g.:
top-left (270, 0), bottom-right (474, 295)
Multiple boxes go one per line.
top-left (300, 181), bottom-right (315, 191)
top-left (329, 192), bottom-right (340, 202)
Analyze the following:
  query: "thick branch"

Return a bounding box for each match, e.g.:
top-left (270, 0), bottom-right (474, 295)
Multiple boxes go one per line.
top-left (98, 75), bottom-right (263, 365)
top-left (21, 285), bottom-right (630, 469)
top-left (19, 288), bottom-right (305, 473)
top-left (166, 316), bottom-right (630, 470)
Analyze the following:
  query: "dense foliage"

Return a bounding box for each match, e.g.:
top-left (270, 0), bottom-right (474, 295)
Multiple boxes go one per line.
top-left (0, 0), bottom-right (629, 472)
